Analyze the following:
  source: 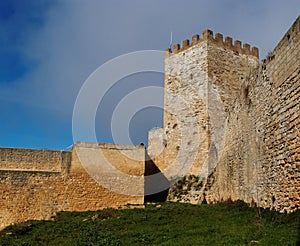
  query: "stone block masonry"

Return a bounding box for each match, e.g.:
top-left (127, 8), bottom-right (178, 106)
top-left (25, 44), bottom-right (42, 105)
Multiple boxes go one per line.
top-left (206, 16), bottom-right (300, 212)
top-left (167, 29), bottom-right (258, 58)
top-left (0, 143), bottom-right (145, 230)
top-left (157, 26), bottom-right (259, 184)
top-left (148, 128), bottom-right (165, 170)
top-left (0, 148), bottom-right (69, 172)
top-left (149, 15), bottom-right (299, 212)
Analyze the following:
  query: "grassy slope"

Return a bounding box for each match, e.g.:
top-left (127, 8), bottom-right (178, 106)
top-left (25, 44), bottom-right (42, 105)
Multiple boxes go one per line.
top-left (0, 201), bottom-right (299, 246)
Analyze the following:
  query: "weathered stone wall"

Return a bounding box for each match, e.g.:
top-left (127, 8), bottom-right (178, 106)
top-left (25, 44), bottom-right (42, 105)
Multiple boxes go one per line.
top-left (148, 128), bottom-right (165, 171)
top-left (0, 170), bottom-right (67, 230)
top-left (0, 148), bottom-right (71, 229)
top-left (157, 16), bottom-right (299, 212)
top-left (163, 40), bottom-right (210, 181)
top-left (206, 16), bottom-right (300, 212)
top-left (0, 143), bottom-right (144, 230)
top-left (71, 142), bottom-right (145, 202)
top-left (161, 30), bottom-right (259, 194)
top-left (206, 32), bottom-right (259, 175)
top-left (0, 148), bottom-right (68, 172)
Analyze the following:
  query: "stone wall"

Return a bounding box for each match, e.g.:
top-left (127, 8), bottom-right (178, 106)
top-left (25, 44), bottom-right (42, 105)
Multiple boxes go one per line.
top-left (0, 170), bottom-right (67, 230)
top-left (156, 16), bottom-right (299, 212)
top-left (163, 40), bottom-right (210, 180)
top-left (206, 16), bottom-right (300, 212)
top-left (161, 29), bottom-right (258, 189)
top-left (0, 148), bottom-right (70, 229)
top-left (148, 128), bottom-right (165, 171)
top-left (206, 32), bottom-right (258, 175)
top-left (0, 143), bottom-right (145, 230)
top-left (71, 142), bottom-right (145, 201)
top-left (0, 148), bottom-right (68, 172)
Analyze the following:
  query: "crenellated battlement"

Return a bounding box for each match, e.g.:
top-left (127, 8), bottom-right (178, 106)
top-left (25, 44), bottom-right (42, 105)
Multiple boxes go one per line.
top-left (166, 29), bottom-right (259, 58)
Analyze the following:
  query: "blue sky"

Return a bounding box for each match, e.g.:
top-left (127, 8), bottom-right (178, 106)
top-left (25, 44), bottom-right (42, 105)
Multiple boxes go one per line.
top-left (0, 0), bottom-right (299, 150)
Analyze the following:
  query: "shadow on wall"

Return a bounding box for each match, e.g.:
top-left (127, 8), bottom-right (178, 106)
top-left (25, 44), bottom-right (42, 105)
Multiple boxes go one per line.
top-left (144, 152), bottom-right (169, 203)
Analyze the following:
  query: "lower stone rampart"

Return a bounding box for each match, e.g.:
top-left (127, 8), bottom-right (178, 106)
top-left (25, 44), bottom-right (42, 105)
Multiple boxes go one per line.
top-left (0, 143), bottom-right (145, 230)
top-left (0, 148), bottom-right (68, 172)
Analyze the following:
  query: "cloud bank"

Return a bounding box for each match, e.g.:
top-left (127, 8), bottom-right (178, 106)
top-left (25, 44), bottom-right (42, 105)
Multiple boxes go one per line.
top-left (0, 0), bottom-right (299, 149)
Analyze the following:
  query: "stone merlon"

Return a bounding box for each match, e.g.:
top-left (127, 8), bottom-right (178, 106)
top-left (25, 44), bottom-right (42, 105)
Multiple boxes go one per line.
top-left (166, 29), bottom-right (259, 58)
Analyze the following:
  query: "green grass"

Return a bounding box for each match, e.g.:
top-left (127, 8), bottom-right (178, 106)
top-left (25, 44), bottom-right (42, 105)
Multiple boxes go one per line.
top-left (0, 201), bottom-right (299, 245)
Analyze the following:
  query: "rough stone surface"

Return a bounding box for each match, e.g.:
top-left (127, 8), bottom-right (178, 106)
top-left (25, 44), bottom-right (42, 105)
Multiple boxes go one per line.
top-left (0, 148), bottom-right (67, 172)
top-left (163, 42), bottom-right (210, 179)
top-left (148, 128), bottom-right (165, 170)
top-left (0, 143), bottom-right (144, 230)
top-left (149, 16), bottom-right (299, 211)
top-left (206, 16), bottom-right (300, 212)
top-left (158, 28), bottom-right (258, 190)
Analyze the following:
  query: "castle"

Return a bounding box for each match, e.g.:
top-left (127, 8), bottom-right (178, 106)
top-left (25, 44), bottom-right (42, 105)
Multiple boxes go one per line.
top-left (0, 16), bottom-right (299, 230)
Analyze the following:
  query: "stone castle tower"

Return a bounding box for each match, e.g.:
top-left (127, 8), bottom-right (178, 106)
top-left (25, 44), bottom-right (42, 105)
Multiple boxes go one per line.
top-left (149, 16), bottom-right (299, 212)
top-left (149, 29), bottom-right (259, 182)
